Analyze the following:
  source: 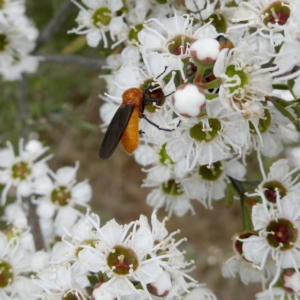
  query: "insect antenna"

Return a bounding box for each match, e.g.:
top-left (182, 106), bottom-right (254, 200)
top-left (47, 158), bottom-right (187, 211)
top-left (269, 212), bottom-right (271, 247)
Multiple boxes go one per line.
top-left (141, 66), bottom-right (180, 131)
top-left (193, 0), bottom-right (204, 24)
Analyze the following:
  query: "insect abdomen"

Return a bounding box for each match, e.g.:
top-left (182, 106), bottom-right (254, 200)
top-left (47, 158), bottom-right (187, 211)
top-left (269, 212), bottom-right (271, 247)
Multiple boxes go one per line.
top-left (121, 107), bottom-right (139, 154)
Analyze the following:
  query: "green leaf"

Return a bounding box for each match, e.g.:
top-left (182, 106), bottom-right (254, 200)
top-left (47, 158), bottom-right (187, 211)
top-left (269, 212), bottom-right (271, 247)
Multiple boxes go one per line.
top-left (268, 97), bottom-right (297, 124)
top-left (61, 36), bottom-right (87, 54)
top-left (272, 84), bottom-right (288, 90)
top-left (244, 200), bottom-right (253, 232)
top-left (98, 271), bottom-right (109, 283)
top-left (287, 79), bottom-right (297, 100)
top-left (87, 274), bottom-right (99, 286)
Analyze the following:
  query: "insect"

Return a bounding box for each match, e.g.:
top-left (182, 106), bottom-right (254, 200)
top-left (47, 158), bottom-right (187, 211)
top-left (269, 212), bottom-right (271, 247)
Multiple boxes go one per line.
top-left (99, 72), bottom-right (177, 159)
top-left (216, 35), bottom-right (234, 50)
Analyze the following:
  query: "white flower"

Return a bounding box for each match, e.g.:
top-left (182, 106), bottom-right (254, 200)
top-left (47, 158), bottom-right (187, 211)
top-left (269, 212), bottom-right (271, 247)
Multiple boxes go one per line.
top-left (143, 176), bottom-right (195, 217)
top-left (11, 277), bottom-right (42, 300)
top-left (137, 141), bottom-right (188, 185)
top-left (0, 139), bottom-right (51, 204)
top-left (134, 144), bottom-right (158, 167)
top-left (0, 15), bottom-right (39, 80)
top-left (33, 162), bottom-right (92, 220)
top-left (183, 287), bottom-right (217, 300)
top-left (34, 264), bottom-right (89, 300)
top-left (184, 158), bottom-right (246, 208)
top-left (222, 231), bottom-right (275, 285)
top-left (272, 18), bottom-right (300, 80)
top-left (101, 46), bottom-right (142, 95)
top-left (53, 207), bottom-right (83, 238)
top-left (138, 12), bottom-right (217, 80)
top-left (249, 106), bottom-right (299, 158)
top-left (256, 159), bottom-right (300, 205)
top-left (69, 0), bottom-right (125, 48)
top-left (235, 35), bottom-right (276, 65)
top-left (166, 98), bottom-right (247, 171)
top-left (222, 256), bottom-right (268, 285)
top-left (30, 250), bottom-right (49, 273)
top-left (256, 286), bottom-right (298, 300)
top-left (231, 0), bottom-right (292, 34)
top-left (0, 232), bottom-right (32, 299)
top-left (51, 213), bottom-right (100, 266)
top-left (0, 0), bottom-right (25, 24)
top-left (4, 203), bottom-right (28, 228)
top-left (77, 211), bottom-right (196, 298)
top-left (213, 47), bottom-right (274, 119)
top-left (241, 192), bottom-right (300, 288)
top-left (0, 55), bottom-right (39, 81)
top-left (78, 217), bottom-right (163, 298)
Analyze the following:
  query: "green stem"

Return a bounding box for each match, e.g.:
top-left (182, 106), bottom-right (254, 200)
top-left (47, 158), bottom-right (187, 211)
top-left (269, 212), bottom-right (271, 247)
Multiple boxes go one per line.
top-left (205, 93), bottom-right (219, 100)
top-left (228, 177), bottom-right (252, 231)
top-left (193, 61), bottom-right (213, 83)
top-left (197, 78), bottom-right (221, 90)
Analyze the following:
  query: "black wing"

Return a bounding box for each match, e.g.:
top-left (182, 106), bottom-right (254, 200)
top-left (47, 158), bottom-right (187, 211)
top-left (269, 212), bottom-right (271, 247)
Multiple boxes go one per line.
top-left (99, 104), bottom-right (134, 159)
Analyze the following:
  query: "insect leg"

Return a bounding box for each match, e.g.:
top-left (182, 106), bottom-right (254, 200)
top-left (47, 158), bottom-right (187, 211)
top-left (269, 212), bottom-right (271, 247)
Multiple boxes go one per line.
top-left (141, 114), bottom-right (181, 132)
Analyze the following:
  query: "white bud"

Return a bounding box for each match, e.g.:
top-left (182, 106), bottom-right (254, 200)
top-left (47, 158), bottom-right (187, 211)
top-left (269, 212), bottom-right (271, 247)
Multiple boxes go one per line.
top-left (93, 283), bottom-right (116, 300)
top-left (190, 38), bottom-right (220, 63)
top-left (148, 270), bottom-right (172, 296)
top-left (173, 83), bottom-right (206, 117)
top-left (283, 271), bottom-right (300, 293)
top-left (25, 140), bottom-right (43, 154)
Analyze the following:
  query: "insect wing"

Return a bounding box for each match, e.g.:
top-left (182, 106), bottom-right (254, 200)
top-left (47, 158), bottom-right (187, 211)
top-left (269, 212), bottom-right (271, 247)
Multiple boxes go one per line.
top-left (99, 103), bottom-right (134, 159)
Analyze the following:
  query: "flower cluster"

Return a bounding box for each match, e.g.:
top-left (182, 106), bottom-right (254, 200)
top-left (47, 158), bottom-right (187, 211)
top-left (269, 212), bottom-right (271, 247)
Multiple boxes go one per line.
top-left (69, 0), bottom-right (300, 217)
top-left (222, 159), bottom-right (300, 298)
top-left (0, 139), bottom-right (213, 299)
top-left (69, 0), bottom-right (300, 298)
top-left (0, 0), bottom-right (39, 80)
top-left (1, 0), bottom-right (300, 299)
top-left (0, 139), bottom-right (92, 245)
top-left (0, 230), bottom-right (42, 300)
top-left (33, 211), bottom-right (211, 300)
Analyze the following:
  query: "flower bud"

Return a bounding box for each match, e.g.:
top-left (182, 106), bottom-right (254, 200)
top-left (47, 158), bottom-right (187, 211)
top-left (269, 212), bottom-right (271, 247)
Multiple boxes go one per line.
top-left (282, 270), bottom-right (300, 293)
top-left (233, 232), bottom-right (258, 259)
top-left (25, 140), bottom-right (44, 154)
top-left (190, 38), bottom-right (221, 64)
top-left (147, 270), bottom-right (172, 296)
top-left (92, 283), bottom-right (115, 300)
top-left (173, 83), bottom-right (206, 117)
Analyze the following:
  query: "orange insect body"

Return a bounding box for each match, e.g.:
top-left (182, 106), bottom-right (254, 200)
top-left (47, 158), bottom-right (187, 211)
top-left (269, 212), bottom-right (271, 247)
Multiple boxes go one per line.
top-left (121, 107), bottom-right (140, 154)
top-left (99, 76), bottom-right (176, 160)
top-left (217, 36), bottom-right (234, 50)
top-left (120, 88), bottom-right (144, 154)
